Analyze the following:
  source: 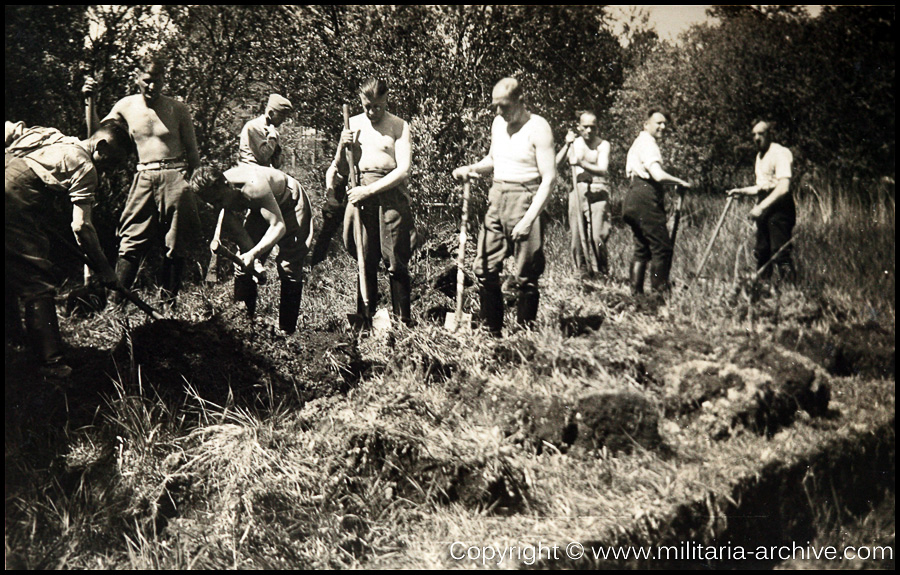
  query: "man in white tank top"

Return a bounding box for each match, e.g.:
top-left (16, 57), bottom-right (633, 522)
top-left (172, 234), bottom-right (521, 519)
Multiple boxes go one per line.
top-left (452, 78), bottom-right (557, 336)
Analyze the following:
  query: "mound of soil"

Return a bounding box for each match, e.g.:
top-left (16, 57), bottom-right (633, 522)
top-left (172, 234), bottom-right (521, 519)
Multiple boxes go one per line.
top-left (504, 393), bottom-right (661, 456)
top-left (110, 316), bottom-right (368, 408)
top-left (778, 322), bottom-right (895, 380)
top-left (663, 344), bottom-right (831, 439)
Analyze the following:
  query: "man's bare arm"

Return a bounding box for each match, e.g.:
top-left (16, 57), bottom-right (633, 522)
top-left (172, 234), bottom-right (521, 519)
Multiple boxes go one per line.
top-left (179, 103), bottom-right (201, 172)
top-left (71, 202), bottom-right (116, 285)
top-left (348, 121), bottom-right (411, 204)
top-left (648, 161), bottom-right (691, 188)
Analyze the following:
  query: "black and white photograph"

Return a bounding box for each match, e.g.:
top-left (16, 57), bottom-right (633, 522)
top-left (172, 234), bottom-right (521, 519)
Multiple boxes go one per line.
top-left (5, 5), bottom-right (894, 569)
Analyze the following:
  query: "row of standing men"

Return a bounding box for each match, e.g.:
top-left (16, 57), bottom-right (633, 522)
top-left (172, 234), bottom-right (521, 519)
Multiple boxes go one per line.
top-left (5, 56), bottom-right (796, 379)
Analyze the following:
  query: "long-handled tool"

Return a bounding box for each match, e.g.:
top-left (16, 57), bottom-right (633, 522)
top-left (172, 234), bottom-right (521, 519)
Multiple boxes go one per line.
top-left (204, 208), bottom-right (225, 283)
top-left (445, 179), bottom-right (473, 331)
top-left (670, 185), bottom-right (686, 246)
top-left (342, 104), bottom-right (374, 331)
top-left (209, 228), bottom-right (267, 284)
top-left (693, 194), bottom-right (735, 282)
top-left (572, 165), bottom-right (595, 276)
top-left (48, 228), bottom-right (166, 320)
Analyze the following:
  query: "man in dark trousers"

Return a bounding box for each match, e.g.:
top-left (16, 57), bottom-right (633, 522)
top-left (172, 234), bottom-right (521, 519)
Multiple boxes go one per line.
top-left (452, 77), bottom-right (557, 336)
top-left (83, 54), bottom-right (201, 307)
top-left (727, 120), bottom-right (797, 283)
top-left (623, 109), bottom-right (693, 296)
top-left (191, 165), bottom-right (313, 334)
top-left (6, 120), bottom-right (131, 378)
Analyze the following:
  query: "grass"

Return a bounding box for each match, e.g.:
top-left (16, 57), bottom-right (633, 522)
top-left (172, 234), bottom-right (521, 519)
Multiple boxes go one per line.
top-left (5, 173), bottom-right (894, 568)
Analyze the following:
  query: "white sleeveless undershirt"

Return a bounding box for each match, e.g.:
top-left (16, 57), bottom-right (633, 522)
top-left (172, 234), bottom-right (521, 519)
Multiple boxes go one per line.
top-left (491, 113), bottom-right (547, 182)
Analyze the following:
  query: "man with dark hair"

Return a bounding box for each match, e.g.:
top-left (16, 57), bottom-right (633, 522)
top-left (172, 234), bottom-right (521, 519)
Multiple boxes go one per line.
top-left (83, 54), bottom-right (201, 307)
top-left (6, 120), bottom-right (131, 378)
top-left (452, 77), bottom-right (557, 336)
top-left (325, 77), bottom-right (415, 326)
top-left (191, 164), bottom-right (313, 334)
top-left (727, 120), bottom-right (796, 283)
top-left (238, 93), bottom-right (293, 168)
top-left (623, 109), bottom-right (692, 296)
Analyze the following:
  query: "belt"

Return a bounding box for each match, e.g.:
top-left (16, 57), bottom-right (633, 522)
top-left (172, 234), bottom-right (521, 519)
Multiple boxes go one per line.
top-left (137, 160), bottom-right (188, 172)
top-left (493, 178), bottom-right (540, 189)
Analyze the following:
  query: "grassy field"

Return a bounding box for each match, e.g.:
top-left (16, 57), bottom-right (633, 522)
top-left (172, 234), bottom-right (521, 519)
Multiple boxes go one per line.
top-left (5, 174), bottom-right (895, 569)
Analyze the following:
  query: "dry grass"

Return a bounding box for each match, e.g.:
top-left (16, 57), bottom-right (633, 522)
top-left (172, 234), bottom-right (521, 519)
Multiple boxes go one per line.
top-left (5, 175), bottom-right (894, 569)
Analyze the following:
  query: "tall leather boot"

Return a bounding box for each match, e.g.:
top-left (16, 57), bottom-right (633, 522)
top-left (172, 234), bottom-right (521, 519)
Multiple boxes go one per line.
top-left (479, 284), bottom-right (504, 337)
top-left (112, 256), bottom-right (141, 304)
top-left (24, 296), bottom-right (72, 378)
top-left (160, 257), bottom-right (185, 307)
top-left (234, 274), bottom-right (258, 317)
top-left (648, 259), bottom-right (671, 294)
top-left (279, 279), bottom-right (303, 334)
top-left (356, 272), bottom-right (378, 320)
top-left (389, 274), bottom-right (412, 326)
top-left (516, 288), bottom-right (540, 329)
top-left (629, 260), bottom-right (647, 295)
top-left (310, 208), bottom-right (343, 266)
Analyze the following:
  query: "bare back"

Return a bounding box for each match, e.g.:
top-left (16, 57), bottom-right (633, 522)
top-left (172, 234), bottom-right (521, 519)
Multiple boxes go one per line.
top-left (106, 94), bottom-right (199, 166)
top-left (351, 111), bottom-right (407, 172)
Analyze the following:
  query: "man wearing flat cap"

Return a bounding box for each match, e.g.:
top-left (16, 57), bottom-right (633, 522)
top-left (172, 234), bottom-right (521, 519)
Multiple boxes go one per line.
top-left (239, 94), bottom-right (293, 168)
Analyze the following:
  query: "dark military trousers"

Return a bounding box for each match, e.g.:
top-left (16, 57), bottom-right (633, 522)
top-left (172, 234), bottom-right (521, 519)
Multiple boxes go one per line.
top-left (754, 191), bottom-right (796, 281)
top-left (622, 177), bottom-right (672, 293)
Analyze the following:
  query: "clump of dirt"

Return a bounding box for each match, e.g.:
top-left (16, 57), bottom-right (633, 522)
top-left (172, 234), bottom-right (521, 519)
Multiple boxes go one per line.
top-left (663, 344), bottom-right (831, 439)
top-left (574, 393), bottom-right (662, 454)
top-left (504, 393), bottom-right (661, 456)
top-left (342, 427), bottom-right (528, 514)
top-left (559, 314), bottom-right (604, 337)
top-left (110, 316), bottom-right (368, 408)
top-left (778, 322), bottom-right (895, 380)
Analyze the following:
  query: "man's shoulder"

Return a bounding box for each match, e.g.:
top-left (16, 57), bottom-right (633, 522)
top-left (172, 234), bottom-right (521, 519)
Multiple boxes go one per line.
top-left (527, 113), bottom-right (552, 131)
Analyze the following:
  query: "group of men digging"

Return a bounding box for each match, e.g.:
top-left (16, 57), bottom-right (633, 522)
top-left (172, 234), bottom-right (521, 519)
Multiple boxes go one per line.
top-left (6, 56), bottom-right (796, 380)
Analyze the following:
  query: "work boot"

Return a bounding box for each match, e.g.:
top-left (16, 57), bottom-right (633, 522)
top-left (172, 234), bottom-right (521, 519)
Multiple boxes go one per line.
top-left (479, 284), bottom-right (504, 337)
top-left (516, 288), bottom-right (540, 330)
top-left (159, 257), bottom-right (185, 308)
top-left (112, 256), bottom-right (141, 304)
top-left (629, 260), bottom-right (647, 295)
top-left (24, 296), bottom-right (72, 379)
top-left (389, 275), bottom-right (412, 326)
top-left (648, 259), bottom-right (671, 294)
top-left (234, 274), bottom-right (258, 317)
top-left (278, 279), bottom-right (303, 335)
top-left (355, 273), bottom-right (378, 319)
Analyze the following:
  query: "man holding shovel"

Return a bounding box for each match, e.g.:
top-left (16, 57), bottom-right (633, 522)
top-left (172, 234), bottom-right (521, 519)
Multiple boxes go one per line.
top-left (452, 77), bottom-right (557, 336)
top-left (623, 109), bottom-right (693, 296)
top-left (6, 120), bottom-right (132, 379)
top-left (726, 120), bottom-right (796, 284)
top-left (191, 165), bottom-right (312, 334)
top-left (556, 110), bottom-right (612, 278)
top-left (331, 78), bottom-right (414, 327)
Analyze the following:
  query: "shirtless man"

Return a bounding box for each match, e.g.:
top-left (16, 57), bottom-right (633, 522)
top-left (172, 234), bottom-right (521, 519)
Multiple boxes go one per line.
top-left (556, 110), bottom-right (612, 276)
top-left (330, 78), bottom-right (414, 326)
top-left (452, 77), bottom-right (557, 336)
top-left (83, 54), bottom-right (201, 306)
top-left (191, 165), bottom-right (313, 334)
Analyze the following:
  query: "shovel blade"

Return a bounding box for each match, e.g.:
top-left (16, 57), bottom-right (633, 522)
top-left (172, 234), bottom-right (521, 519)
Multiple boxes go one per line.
top-left (444, 311), bottom-right (473, 332)
top-left (372, 308), bottom-right (392, 333)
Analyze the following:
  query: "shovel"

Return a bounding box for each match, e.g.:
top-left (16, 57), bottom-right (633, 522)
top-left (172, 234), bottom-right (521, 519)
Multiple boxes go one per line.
top-left (49, 228), bottom-right (166, 320)
top-left (341, 104), bottom-right (379, 332)
top-left (572, 165), bottom-right (596, 276)
top-left (204, 208), bottom-right (225, 284)
top-left (445, 179), bottom-right (473, 331)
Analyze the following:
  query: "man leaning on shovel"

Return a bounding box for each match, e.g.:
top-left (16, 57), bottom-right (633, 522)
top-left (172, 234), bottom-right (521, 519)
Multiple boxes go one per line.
top-left (452, 77), bottom-right (557, 337)
top-left (331, 78), bottom-right (415, 328)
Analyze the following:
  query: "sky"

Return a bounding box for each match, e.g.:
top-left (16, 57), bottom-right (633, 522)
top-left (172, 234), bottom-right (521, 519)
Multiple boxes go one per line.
top-left (612, 5), bottom-right (826, 42)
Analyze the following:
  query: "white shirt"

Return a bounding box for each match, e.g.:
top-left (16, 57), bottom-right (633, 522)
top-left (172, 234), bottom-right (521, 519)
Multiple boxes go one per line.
top-left (625, 131), bottom-right (662, 180)
top-left (490, 114), bottom-right (549, 182)
top-left (755, 142), bottom-right (792, 190)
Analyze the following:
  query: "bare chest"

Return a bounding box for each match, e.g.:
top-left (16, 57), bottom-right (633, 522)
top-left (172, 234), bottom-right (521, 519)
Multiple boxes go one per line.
top-left (123, 100), bottom-right (179, 143)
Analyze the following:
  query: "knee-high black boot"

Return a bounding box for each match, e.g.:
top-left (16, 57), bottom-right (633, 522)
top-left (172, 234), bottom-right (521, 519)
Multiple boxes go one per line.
top-left (516, 288), bottom-right (540, 329)
top-left (234, 274), bottom-right (258, 317)
top-left (24, 296), bottom-right (71, 378)
top-left (279, 279), bottom-right (303, 334)
top-left (630, 260), bottom-right (647, 295)
top-left (160, 257), bottom-right (185, 306)
top-left (112, 256), bottom-right (141, 304)
top-left (479, 284), bottom-right (504, 337)
top-left (389, 275), bottom-right (412, 326)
